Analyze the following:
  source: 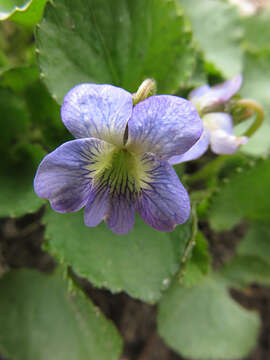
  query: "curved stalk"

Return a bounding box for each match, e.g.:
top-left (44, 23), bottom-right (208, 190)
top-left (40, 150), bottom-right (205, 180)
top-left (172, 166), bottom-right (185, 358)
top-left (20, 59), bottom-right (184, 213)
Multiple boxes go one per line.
top-left (235, 99), bottom-right (264, 137)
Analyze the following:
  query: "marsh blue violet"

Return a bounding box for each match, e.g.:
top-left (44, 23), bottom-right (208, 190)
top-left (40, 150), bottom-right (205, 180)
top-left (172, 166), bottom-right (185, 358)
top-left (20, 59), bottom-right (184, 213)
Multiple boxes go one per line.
top-left (34, 83), bottom-right (203, 234)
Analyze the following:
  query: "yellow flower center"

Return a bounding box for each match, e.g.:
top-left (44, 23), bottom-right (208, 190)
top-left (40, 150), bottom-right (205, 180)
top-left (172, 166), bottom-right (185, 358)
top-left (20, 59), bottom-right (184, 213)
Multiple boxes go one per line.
top-left (85, 144), bottom-right (153, 198)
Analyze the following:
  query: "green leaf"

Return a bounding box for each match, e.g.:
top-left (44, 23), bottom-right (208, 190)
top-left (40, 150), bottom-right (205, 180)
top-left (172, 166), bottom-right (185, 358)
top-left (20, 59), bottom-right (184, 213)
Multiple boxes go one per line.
top-left (176, 50), bottom-right (207, 98)
top-left (223, 255), bottom-right (270, 287)
top-left (240, 122), bottom-right (270, 156)
top-left (222, 224), bottom-right (270, 286)
top-left (243, 10), bottom-right (270, 52)
top-left (0, 65), bottom-right (39, 92)
top-left (182, 231), bottom-right (211, 287)
top-left (0, 268), bottom-right (122, 360)
top-left (23, 79), bottom-right (72, 150)
top-left (0, 22), bottom-right (35, 67)
top-left (0, 49), bottom-right (9, 69)
top-left (0, 0), bottom-right (46, 26)
top-left (209, 157), bottom-right (270, 231)
top-left (0, 0), bottom-right (31, 20)
top-left (0, 87), bottom-right (30, 153)
top-left (9, 0), bottom-right (47, 27)
top-left (243, 49), bottom-right (270, 118)
top-left (158, 275), bottom-right (260, 360)
top-left (0, 66), bottom-right (71, 149)
top-left (238, 224), bottom-right (270, 260)
top-left (178, 0), bottom-right (243, 77)
top-left (240, 49), bottom-right (270, 156)
top-left (0, 85), bottom-right (48, 217)
top-left (44, 208), bottom-right (192, 303)
top-left (36, 0), bottom-right (195, 103)
top-left (0, 69), bottom-right (69, 217)
top-left (185, 51), bottom-right (207, 88)
top-left (0, 144), bottom-right (45, 217)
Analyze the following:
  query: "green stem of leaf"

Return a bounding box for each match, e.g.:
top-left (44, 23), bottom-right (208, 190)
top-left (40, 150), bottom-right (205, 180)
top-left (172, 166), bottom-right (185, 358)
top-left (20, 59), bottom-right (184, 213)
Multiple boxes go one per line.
top-left (185, 155), bottom-right (227, 185)
top-left (178, 204), bottom-right (198, 284)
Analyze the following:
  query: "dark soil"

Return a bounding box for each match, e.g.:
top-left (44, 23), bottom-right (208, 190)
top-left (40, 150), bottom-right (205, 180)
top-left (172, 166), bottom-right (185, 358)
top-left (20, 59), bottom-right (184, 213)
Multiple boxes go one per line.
top-left (0, 210), bottom-right (269, 360)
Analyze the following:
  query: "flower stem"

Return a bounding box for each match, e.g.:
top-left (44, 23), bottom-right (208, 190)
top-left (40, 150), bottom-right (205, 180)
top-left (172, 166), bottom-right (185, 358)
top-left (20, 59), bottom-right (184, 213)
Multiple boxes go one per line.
top-left (132, 79), bottom-right (157, 105)
top-left (235, 99), bottom-right (264, 137)
top-left (186, 99), bottom-right (264, 185)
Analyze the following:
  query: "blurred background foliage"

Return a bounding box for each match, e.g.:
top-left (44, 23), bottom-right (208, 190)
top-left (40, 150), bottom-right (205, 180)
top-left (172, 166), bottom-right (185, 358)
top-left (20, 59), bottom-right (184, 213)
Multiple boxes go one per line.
top-left (0, 0), bottom-right (270, 359)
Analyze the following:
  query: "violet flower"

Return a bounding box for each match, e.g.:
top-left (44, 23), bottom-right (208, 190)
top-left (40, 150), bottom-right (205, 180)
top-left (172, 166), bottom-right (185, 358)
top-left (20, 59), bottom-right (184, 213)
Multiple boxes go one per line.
top-left (34, 83), bottom-right (203, 235)
top-left (169, 74), bottom-right (248, 165)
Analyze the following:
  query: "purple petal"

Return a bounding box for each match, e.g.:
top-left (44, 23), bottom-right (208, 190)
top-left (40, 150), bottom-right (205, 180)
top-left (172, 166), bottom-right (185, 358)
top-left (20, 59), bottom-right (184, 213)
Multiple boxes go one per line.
top-left (105, 195), bottom-right (135, 235)
top-left (211, 74), bottom-right (242, 102)
top-left (203, 112), bottom-right (248, 154)
top-left (210, 129), bottom-right (248, 154)
top-left (61, 84), bottom-right (133, 146)
top-left (84, 184), bottom-right (110, 227)
top-left (190, 74), bottom-right (242, 112)
top-left (189, 84), bottom-right (211, 100)
top-left (169, 130), bottom-right (210, 164)
top-left (127, 95), bottom-right (203, 160)
top-left (135, 154), bottom-right (190, 231)
top-left (203, 112), bottom-right (234, 134)
top-left (34, 138), bottom-right (114, 213)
